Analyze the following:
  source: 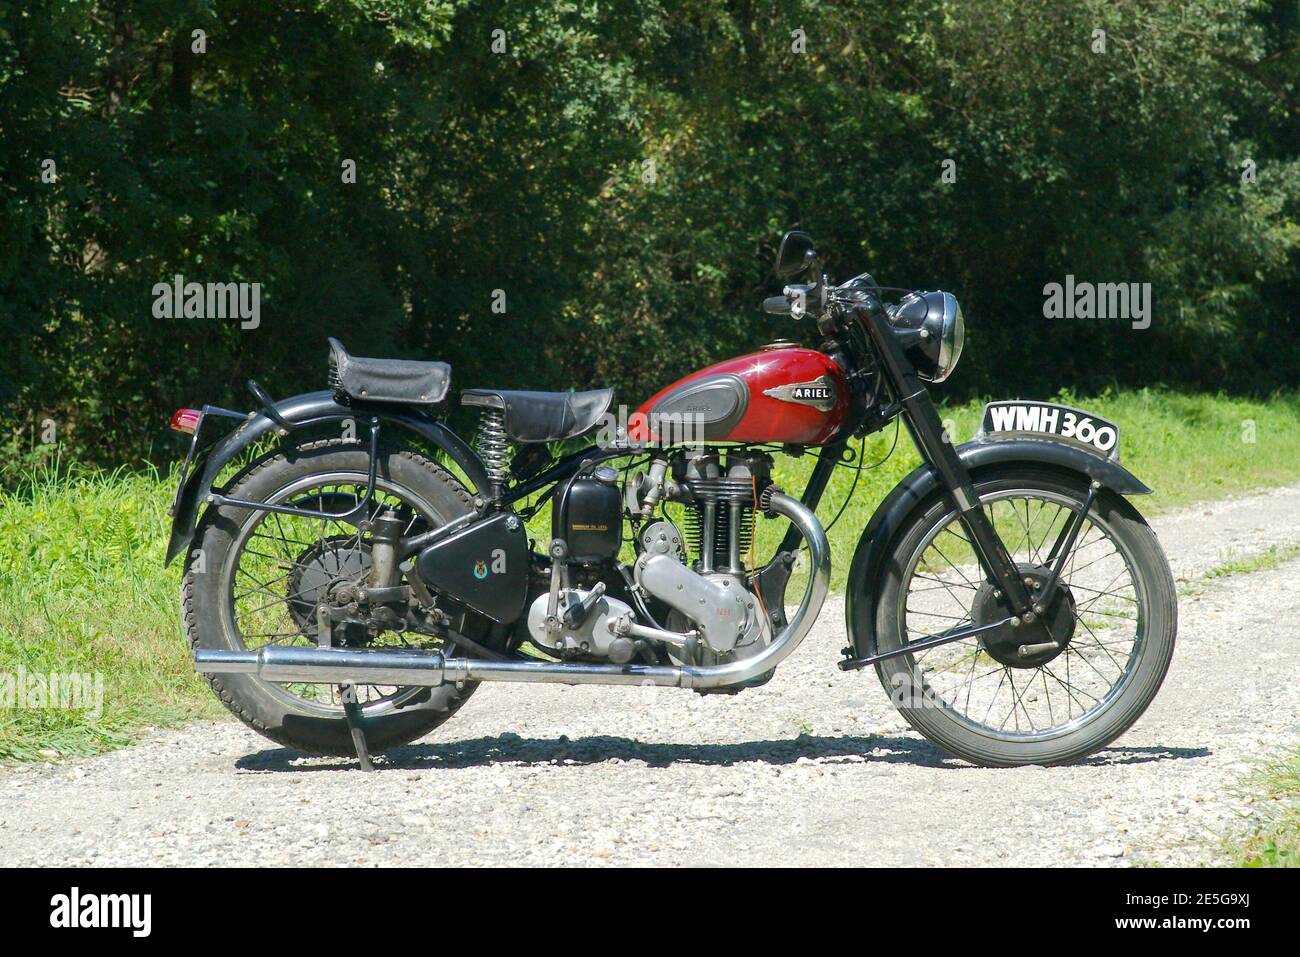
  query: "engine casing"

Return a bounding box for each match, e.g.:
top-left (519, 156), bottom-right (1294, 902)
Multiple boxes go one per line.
top-left (526, 588), bottom-right (637, 661)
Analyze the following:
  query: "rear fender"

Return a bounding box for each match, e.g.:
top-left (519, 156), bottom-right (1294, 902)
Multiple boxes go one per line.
top-left (165, 390), bottom-right (487, 566)
top-left (844, 437), bottom-right (1151, 659)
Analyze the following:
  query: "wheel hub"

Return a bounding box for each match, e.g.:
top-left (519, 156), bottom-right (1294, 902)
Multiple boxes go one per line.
top-left (286, 535), bottom-right (370, 635)
top-left (972, 563), bottom-right (1076, 668)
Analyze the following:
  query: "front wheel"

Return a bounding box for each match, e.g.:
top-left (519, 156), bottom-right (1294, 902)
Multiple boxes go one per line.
top-left (869, 467), bottom-right (1176, 767)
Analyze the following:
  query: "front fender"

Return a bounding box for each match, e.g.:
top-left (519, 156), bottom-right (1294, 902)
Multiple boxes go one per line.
top-left (165, 391), bottom-right (487, 566)
top-left (843, 436), bottom-right (1151, 659)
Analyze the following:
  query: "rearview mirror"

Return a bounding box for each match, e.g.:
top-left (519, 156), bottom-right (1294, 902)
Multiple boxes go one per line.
top-left (775, 230), bottom-right (817, 278)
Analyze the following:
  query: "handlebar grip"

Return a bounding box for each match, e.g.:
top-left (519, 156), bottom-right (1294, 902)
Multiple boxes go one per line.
top-left (762, 295), bottom-right (792, 315)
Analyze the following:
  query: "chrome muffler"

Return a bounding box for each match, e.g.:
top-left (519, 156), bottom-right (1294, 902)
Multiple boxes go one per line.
top-left (195, 646), bottom-right (450, 686)
top-left (195, 491), bottom-right (830, 691)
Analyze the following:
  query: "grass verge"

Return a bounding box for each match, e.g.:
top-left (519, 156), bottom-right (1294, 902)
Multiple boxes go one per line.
top-left (2, 388), bottom-right (1299, 761)
top-left (1205, 543), bottom-right (1300, 580)
top-left (1230, 751), bottom-right (1300, 867)
top-left (0, 462), bottom-right (222, 761)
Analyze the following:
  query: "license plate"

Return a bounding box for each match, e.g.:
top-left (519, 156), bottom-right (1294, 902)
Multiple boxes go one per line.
top-left (979, 401), bottom-right (1120, 459)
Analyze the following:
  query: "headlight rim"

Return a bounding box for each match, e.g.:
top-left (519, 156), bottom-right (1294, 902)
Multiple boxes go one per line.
top-left (932, 292), bottom-right (964, 384)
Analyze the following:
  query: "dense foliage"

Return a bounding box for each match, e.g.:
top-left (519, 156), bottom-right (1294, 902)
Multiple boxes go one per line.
top-left (2, 1), bottom-right (1298, 468)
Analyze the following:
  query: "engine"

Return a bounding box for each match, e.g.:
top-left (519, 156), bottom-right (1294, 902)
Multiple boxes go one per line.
top-left (524, 449), bottom-right (775, 674)
top-left (676, 449), bottom-right (768, 576)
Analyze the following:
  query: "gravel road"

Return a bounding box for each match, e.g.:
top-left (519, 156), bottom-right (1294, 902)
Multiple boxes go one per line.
top-left (4, 485), bottom-right (1300, 867)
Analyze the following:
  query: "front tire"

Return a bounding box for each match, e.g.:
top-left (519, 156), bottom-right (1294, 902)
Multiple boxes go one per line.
top-left (869, 467), bottom-right (1176, 767)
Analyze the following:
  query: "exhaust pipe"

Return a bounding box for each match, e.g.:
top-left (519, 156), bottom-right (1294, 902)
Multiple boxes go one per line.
top-left (196, 646), bottom-right (449, 686)
top-left (195, 491), bottom-right (830, 691)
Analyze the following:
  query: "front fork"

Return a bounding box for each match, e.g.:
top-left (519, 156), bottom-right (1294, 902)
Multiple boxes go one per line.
top-left (859, 304), bottom-right (1037, 620)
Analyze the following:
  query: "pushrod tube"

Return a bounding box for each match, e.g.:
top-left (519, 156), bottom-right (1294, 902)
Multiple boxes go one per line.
top-left (194, 491), bottom-right (831, 690)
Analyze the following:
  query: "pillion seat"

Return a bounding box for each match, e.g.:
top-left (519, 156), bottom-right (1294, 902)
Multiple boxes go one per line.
top-left (328, 338), bottom-right (450, 405)
top-left (461, 387), bottom-right (614, 443)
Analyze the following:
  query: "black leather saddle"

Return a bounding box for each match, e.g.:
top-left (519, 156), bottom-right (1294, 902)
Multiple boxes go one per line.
top-left (328, 338), bottom-right (450, 406)
top-left (461, 387), bottom-right (615, 443)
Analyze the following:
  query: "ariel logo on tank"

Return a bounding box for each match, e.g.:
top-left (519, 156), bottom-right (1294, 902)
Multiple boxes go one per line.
top-left (473, 548), bottom-right (510, 579)
top-left (763, 375), bottom-right (838, 412)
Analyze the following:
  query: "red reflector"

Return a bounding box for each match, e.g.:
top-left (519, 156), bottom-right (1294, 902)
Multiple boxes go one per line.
top-left (170, 408), bottom-right (202, 434)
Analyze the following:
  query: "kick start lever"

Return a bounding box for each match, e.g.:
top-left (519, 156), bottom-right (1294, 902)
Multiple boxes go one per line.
top-left (562, 581), bottom-right (606, 628)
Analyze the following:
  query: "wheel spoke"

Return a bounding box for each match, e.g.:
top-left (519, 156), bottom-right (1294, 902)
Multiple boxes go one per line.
top-left (224, 470), bottom-right (451, 714)
top-left (926, 541), bottom-right (981, 591)
top-left (898, 486), bottom-right (1146, 743)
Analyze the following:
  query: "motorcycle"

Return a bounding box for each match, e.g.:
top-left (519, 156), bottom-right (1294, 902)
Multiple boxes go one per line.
top-left (167, 231), bottom-right (1177, 767)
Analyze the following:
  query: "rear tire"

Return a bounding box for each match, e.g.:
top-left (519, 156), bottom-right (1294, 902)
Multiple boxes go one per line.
top-left (183, 440), bottom-right (490, 756)
top-left (869, 467), bottom-right (1176, 767)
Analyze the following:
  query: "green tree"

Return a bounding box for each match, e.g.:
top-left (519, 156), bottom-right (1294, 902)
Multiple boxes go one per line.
top-left (2, 1), bottom-right (1297, 470)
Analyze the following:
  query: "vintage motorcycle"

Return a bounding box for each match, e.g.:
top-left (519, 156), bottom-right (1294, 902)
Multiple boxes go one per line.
top-left (167, 231), bottom-right (1176, 767)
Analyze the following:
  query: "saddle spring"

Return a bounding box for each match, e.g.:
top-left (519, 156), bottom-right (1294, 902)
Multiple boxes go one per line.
top-left (475, 408), bottom-right (511, 497)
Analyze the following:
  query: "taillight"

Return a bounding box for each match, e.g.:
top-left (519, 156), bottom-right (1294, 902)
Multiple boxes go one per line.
top-left (170, 408), bottom-right (202, 434)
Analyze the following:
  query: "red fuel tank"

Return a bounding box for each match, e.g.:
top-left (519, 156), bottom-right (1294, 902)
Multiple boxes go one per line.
top-left (631, 344), bottom-right (849, 446)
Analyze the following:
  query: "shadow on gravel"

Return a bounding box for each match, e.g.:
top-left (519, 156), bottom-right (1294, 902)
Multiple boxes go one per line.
top-left (233, 734), bottom-right (1210, 773)
top-left (1073, 745), bottom-right (1211, 766)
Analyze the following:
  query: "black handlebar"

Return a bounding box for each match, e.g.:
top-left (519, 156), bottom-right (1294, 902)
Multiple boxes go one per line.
top-left (763, 282), bottom-right (819, 317)
top-left (762, 295), bottom-right (791, 315)
top-left (761, 276), bottom-right (892, 327)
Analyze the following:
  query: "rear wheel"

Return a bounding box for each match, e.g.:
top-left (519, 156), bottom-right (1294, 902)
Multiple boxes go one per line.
top-left (184, 440), bottom-right (495, 755)
top-left (870, 467), bottom-right (1176, 766)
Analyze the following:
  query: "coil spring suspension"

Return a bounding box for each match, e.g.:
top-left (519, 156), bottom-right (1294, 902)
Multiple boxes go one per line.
top-left (475, 408), bottom-right (511, 496)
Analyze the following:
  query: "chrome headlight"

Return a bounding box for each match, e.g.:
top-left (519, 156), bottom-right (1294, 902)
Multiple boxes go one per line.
top-left (888, 290), bottom-right (965, 383)
top-left (933, 291), bottom-right (964, 383)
